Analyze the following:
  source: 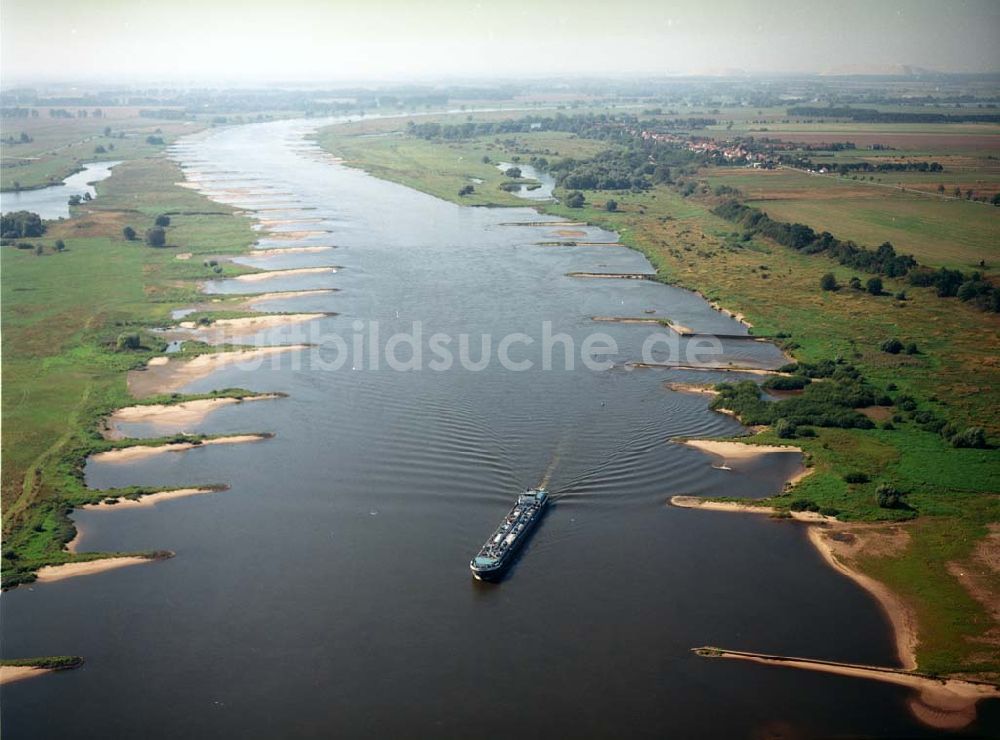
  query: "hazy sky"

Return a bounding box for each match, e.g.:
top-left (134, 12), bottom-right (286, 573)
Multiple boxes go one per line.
top-left (2, 0), bottom-right (998, 84)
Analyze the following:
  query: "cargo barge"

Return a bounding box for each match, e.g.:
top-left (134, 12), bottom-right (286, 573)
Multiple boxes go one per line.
top-left (470, 489), bottom-right (548, 581)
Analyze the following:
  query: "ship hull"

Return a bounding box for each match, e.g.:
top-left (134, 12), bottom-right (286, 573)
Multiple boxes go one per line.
top-left (469, 491), bottom-right (547, 582)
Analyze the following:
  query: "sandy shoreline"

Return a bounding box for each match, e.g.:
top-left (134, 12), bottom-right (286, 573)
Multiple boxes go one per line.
top-left (35, 556), bottom-right (158, 583)
top-left (104, 395), bottom-right (280, 439)
top-left (808, 526), bottom-right (919, 670)
top-left (0, 666), bottom-right (54, 685)
top-left (679, 438), bottom-right (804, 462)
top-left (89, 434), bottom-right (269, 464)
top-left (241, 289), bottom-right (335, 307)
top-left (231, 267), bottom-right (335, 282)
top-left (79, 487), bottom-right (223, 512)
top-left (250, 246), bottom-right (335, 256)
top-left (127, 345), bottom-right (309, 397)
top-left (179, 313), bottom-right (326, 331)
top-left (696, 648), bottom-right (999, 730)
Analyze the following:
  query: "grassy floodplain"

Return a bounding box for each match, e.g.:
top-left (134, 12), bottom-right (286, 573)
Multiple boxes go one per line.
top-left (1, 108), bottom-right (195, 191)
top-left (316, 116), bottom-right (1000, 679)
top-left (1, 131), bottom-right (276, 586)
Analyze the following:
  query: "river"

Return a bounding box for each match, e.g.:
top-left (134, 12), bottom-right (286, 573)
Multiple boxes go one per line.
top-left (1, 119), bottom-right (985, 738)
top-left (0, 161), bottom-right (120, 220)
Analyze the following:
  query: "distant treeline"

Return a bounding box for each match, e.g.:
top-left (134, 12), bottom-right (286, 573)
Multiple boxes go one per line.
top-left (713, 200), bottom-right (999, 311)
top-left (787, 106), bottom-right (1000, 124)
top-left (406, 114), bottom-right (716, 143)
top-left (139, 108), bottom-right (186, 119)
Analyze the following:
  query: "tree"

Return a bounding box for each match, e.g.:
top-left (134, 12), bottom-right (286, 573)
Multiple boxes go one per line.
top-left (145, 227), bottom-right (166, 247)
top-left (866, 277), bottom-right (883, 295)
top-left (565, 191), bottom-right (585, 208)
top-left (950, 426), bottom-right (986, 448)
top-left (154, 214), bottom-right (171, 227)
top-left (94, 145), bottom-right (106, 154)
top-left (122, 226), bottom-right (137, 241)
top-left (880, 338), bottom-right (904, 354)
top-left (504, 167), bottom-right (522, 179)
top-left (605, 199), bottom-right (618, 212)
top-left (820, 272), bottom-right (838, 291)
top-left (876, 484), bottom-right (904, 509)
top-left (0, 211), bottom-right (45, 238)
top-left (458, 184), bottom-right (474, 196)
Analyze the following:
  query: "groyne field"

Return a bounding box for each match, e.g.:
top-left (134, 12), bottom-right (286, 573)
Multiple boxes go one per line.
top-left (0, 114), bottom-right (290, 587)
top-left (317, 110), bottom-right (1000, 683)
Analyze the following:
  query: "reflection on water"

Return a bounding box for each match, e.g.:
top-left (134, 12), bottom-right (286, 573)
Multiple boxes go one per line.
top-left (0, 161), bottom-right (120, 219)
top-left (1, 119), bottom-right (986, 739)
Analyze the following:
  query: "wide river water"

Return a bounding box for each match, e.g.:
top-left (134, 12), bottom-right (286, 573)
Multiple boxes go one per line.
top-left (3, 119), bottom-right (995, 738)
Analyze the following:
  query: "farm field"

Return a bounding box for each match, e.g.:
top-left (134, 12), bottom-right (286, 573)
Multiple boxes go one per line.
top-left (702, 167), bottom-right (999, 270)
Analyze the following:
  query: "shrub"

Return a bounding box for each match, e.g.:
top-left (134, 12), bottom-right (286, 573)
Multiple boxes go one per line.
top-left (880, 338), bottom-right (904, 354)
top-left (122, 226), bottom-right (137, 241)
top-left (866, 277), bottom-right (883, 295)
top-left (790, 499), bottom-right (820, 512)
top-left (876, 484), bottom-right (904, 509)
top-left (763, 375), bottom-right (811, 391)
top-left (820, 272), bottom-right (838, 291)
top-left (951, 427), bottom-right (987, 449)
top-left (68, 195), bottom-right (82, 206)
top-left (843, 471), bottom-right (869, 484)
top-left (849, 277), bottom-right (862, 290)
top-left (54, 239), bottom-right (66, 252)
top-left (504, 167), bottom-right (522, 178)
top-left (605, 199), bottom-right (618, 212)
top-left (774, 419), bottom-right (796, 438)
top-left (458, 184), bottom-right (474, 196)
top-left (895, 290), bottom-right (907, 301)
top-left (115, 333), bottom-right (141, 351)
top-left (905, 342), bottom-right (919, 355)
top-left (155, 214), bottom-right (171, 227)
top-left (796, 427), bottom-right (816, 437)
top-left (819, 507), bottom-right (840, 517)
top-left (145, 227), bottom-right (166, 247)
top-left (565, 191), bottom-right (585, 208)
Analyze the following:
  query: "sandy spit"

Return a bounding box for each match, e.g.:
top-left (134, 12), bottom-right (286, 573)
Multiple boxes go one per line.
top-left (808, 527), bottom-right (919, 671)
top-left (231, 267), bottom-right (335, 282)
top-left (250, 247), bottom-right (335, 256)
top-left (104, 395), bottom-right (280, 438)
top-left (127, 345), bottom-right (309, 398)
top-left (698, 649), bottom-right (999, 730)
top-left (0, 667), bottom-right (54, 685)
top-left (669, 495), bottom-right (831, 522)
top-left (79, 488), bottom-right (222, 512)
top-left (241, 289), bottom-right (336, 306)
top-left (179, 313), bottom-right (326, 331)
top-left (665, 382), bottom-right (719, 396)
top-left (89, 434), bottom-right (269, 464)
top-left (34, 556), bottom-right (157, 583)
top-left (679, 438), bottom-right (803, 462)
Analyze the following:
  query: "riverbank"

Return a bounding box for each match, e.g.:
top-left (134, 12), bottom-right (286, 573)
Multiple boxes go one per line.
top-left (311, 119), bottom-right (999, 680)
top-left (127, 346), bottom-right (309, 398)
top-left (103, 395), bottom-right (281, 439)
top-left (693, 648), bottom-right (1000, 731)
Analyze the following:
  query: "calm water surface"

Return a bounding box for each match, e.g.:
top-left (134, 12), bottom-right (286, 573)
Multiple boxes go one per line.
top-left (0, 161), bottom-right (120, 219)
top-left (3, 120), bottom-right (994, 738)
